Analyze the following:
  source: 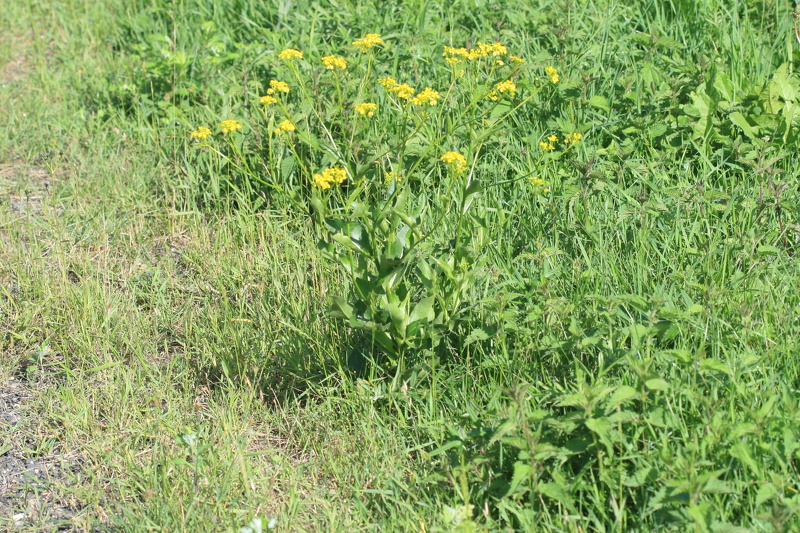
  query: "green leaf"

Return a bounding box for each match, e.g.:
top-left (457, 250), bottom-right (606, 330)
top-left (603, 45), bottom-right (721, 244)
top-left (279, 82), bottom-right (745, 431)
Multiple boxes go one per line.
top-left (645, 378), bottom-right (670, 391)
top-left (700, 359), bottom-right (732, 375)
top-left (505, 461), bottom-right (532, 497)
top-left (409, 296), bottom-right (435, 325)
top-left (536, 482), bottom-right (575, 512)
top-left (464, 327), bottom-right (491, 346)
top-left (729, 111), bottom-right (757, 139)
top-left (755, 483), bottom-right (779, 506)
top-left (607, 385), bottom-right (639, 409)
top-left (586, 95), bottom-right (610, 112)
top-left (330, 297), bottom-right (353, 320)
top-left (756, 245), bottom-right (781, 257)
top-left (624, 466), bottom-right (658, 488)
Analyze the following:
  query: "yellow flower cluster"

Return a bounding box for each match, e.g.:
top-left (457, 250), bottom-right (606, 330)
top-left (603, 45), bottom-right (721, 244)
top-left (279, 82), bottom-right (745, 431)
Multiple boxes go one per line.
top-left (278, 48), bottom-right (303, 60)
top-left (539, 134), bottom-right (558, 151)
top-left (410, 87), bottom-right (440, 106)
top-left (545, 66), bottom-right (560, 84)
top-left (488, 80), bottom-right (517, 101)
top-left (322, 55), bottom-right (347, 70)
top-left (378, 77), bottom-right (416, 99)
top-left (564, 132), bottom-right (583, 144)
top-left (220, 120), bottom-right (242, 134)
top-left (352, 33), bottom-right (384, 52)
top-left (441, 151), bottom-right (467, 175)
top-left (385, 171), bottom-right (402, 183)
top-left (354, 102), bottom-right (377, 117)
top-left (443, 41), bottom-right (508, 63)
top-left (273, 119), bottom-right (296, 135)
top-left (313, 166), bottom-right (348, 189)
top-left (529, 176), bottom-right (550, 193)
top-left (268, 80), bottom-right (290, 94)
top-left (190, 126), bottom-right (211, 140)
top-left (262, 80), bottom-right (289, 105)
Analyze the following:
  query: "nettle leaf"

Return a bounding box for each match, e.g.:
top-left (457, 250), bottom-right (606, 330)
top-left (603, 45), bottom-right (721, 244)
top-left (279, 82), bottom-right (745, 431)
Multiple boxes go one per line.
top-left (755, 483), bottom-right (779, 506)
top-left (644, 378), bottom-right (670, 391)
top-left (607, 385), bottom-right (639, 410)
top-left (505, 461), bottom-right (532, 497)
top-left (623, 465), bottom-right (659, 488)
top-left (586, 95), bottom-right (610, 112)
top-left (464, 327), bottom-right (492, 346)
top-left (536, 481), bottom-right (576, 513)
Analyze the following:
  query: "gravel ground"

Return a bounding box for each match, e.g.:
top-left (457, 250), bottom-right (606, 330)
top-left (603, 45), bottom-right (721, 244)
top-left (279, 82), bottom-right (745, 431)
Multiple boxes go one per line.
top-left (0, 378), bottom-right (101, 532)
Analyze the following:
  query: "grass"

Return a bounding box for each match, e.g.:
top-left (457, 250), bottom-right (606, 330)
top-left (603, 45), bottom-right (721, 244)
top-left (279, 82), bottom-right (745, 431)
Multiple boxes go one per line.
top-left (1, 0), bottom-right (800, 531)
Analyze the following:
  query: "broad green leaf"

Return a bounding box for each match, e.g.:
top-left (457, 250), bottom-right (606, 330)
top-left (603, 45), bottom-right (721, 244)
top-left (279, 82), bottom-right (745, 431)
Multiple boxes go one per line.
top-left (624, 466), bottom-right (659, 488)
top-left (607, 385), bottom-right (639, 409)
top-left (505, 461), bottom-right (532, 497)
top-left (645, 378), bottom-right (670, 391)
top-left (700, 359), bottom-right (732, 375)
top-left (729, 111), bottom-right (757, 138)
top-left (409, 296), bottom-right (435, 325)
top-left (586, 95), bottom-right (610, 112)
top-left (755, 483), bottom-right (779, 506)
top-left (537, 482), bottom-right (575, 512)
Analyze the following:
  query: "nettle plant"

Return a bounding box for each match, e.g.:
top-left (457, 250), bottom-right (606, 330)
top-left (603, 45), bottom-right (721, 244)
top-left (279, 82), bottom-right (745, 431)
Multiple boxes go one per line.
top-left (189, 34), bottom-right (580, 370)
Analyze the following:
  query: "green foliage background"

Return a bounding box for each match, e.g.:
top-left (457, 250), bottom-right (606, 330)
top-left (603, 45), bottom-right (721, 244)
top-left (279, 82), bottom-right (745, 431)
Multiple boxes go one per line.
top-left (1, 0), bottom-right (800, 531)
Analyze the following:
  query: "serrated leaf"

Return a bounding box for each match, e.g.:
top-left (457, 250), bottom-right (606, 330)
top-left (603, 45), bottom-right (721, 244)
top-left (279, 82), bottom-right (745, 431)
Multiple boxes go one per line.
top-left (645, 378), bottom-right (670, 391)
top-left (464, 327), bottom-right (492, 346)
top-left (624, 466), bottom-right (658, 487)
top-left (505, 461), bottom-right (532, 497)
top-left (586, 95), bottom-right (610, 111)
top-left (607, 385), bottom-right (639, 409)
top-left (755, 483), bottom-right (779, 506)
top-left (536, 482), bottom-right (575, 512)
top-left (700, 359), bottom-right (732, 375)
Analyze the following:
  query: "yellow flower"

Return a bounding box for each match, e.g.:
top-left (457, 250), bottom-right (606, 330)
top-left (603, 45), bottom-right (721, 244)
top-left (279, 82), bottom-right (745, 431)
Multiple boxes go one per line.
top-left (190, 126), bottom-right (212, 140)
top-left (441, 151), bottom-right (467, 175)
top-left (260, 95), bottom-right (278, 105)
top-left (443, 42), bottom-right (506, 61)
top-left (489, 80), bottom-right (516, 101)
top-left (389, 83), bottom-right (415, 99)
top-left (352, 33), bottom-right (384, 52)
top-left (509, 55), bottom-right (525, 64)
top-left (539, 141), bottom-right (555, 151)
top-left (322, 55), bottom-right (347, 70)
top-left (354, 102), bottom-right (378, 117)
top-left (220, 120), bottom-right (242, 134)
top-left (545, 66), bottom-right (560, 84)
top-left (445, 57), bottom-right (461, 65)
top-left (273, 119), bottom-right (296, 135)
top-left (443, 46), bottom-right (470, 59)
top-left (476, 42), bottom-right (507, 57)
top-left (312, 166), bottom-right (348, 189)
top-left (278, 48), bottom-right (303, 60)
top-left (528, 175), bottom-right (550, 194)
top-left (410, 87), bottom-right (440, 106)
top-left (563, 132), bottom-right (583, 144)
top-left (547, 134), bottom-right (558, 143)
top-left (385, 171), bottom-right (402, 183)
top-left (377, 76), bottom-right (397, 88)
top-left (266, 80), bottom-right (290, 95)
